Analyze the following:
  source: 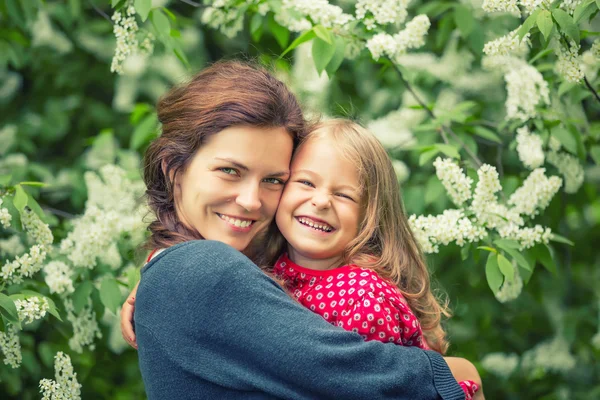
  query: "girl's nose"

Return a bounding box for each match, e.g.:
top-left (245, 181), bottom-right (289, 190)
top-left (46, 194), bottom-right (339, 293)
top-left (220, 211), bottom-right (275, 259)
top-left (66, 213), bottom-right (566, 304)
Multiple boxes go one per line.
top-left (311, 191), bottom-right (331, 210)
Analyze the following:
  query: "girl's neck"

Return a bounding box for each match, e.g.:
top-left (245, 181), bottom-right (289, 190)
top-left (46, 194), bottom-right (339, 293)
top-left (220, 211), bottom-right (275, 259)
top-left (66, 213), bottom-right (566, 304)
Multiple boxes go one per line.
top-left (287, 247), bottom-right (344, 271)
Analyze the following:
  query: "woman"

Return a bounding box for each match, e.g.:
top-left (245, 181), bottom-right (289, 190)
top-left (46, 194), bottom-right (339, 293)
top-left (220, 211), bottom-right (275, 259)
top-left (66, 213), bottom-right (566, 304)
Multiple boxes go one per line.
top-left (127, 60), bottom-right (481, 399)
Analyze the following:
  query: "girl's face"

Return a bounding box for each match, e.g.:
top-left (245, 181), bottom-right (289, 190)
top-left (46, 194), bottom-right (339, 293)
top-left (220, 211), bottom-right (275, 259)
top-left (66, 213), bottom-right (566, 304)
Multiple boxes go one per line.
top-left (173, 125), bottom-right (293, 252)
top-left (276, 136), bottom-right (362, 266)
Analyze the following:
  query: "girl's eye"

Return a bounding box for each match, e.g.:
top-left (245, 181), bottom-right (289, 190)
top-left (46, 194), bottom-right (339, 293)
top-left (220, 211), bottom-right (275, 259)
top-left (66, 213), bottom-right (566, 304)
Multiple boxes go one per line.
top-left (336, 193), bottom-right (355, 201)
top-left (264, 177), bottom-right (285, 185)
top-left (298, 180), bottom-right (314, 187)
top-left (218, 167), bottom-right (239, 176)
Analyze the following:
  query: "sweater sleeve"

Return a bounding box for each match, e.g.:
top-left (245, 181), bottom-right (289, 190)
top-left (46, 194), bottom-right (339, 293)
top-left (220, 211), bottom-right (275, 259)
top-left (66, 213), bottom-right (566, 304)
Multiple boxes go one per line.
top-left (135, 240), bottom-right (465, 400)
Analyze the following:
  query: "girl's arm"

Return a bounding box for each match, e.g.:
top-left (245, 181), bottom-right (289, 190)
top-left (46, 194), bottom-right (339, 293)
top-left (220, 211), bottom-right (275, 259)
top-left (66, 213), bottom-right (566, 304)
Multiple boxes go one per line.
top-left (135, 240), bottom-right (467, 400)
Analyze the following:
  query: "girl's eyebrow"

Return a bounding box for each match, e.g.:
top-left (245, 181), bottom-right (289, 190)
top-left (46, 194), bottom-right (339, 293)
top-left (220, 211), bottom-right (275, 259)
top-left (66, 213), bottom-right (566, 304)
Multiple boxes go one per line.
top-left (214, 157), bottom-right (289, 177)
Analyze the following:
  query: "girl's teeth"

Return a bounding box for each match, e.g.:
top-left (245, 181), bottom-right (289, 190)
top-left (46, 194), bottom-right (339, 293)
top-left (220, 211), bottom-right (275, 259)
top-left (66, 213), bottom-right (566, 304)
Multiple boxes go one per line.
top-left (299, 218), bottom-right (332, 232)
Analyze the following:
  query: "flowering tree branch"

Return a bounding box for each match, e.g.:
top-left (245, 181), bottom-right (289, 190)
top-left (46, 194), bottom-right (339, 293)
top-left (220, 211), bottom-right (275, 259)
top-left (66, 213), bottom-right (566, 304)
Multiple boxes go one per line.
top-left (584, 76), bottom-right (600, 103)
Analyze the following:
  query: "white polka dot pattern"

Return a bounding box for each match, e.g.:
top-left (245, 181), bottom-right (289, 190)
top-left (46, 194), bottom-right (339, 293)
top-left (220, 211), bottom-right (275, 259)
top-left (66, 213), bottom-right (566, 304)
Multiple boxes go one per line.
top-left (273, 253), bottom-right (429, 350)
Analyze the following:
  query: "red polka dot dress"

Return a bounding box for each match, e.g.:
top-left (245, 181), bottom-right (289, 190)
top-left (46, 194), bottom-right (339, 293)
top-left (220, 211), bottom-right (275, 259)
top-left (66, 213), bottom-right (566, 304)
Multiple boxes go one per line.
top-left (273, 253), bottom-right (479, 399)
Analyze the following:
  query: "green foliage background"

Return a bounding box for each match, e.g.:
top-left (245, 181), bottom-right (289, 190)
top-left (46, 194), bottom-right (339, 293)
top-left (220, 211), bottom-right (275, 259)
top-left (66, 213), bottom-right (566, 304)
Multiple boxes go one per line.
top-left (1, 0), bottom-right (599, 398)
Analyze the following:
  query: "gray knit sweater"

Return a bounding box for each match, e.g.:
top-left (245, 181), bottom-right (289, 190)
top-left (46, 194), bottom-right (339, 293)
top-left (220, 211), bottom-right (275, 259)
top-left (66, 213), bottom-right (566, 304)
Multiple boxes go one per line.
top-left (135, 240), bottom-right (464, 400)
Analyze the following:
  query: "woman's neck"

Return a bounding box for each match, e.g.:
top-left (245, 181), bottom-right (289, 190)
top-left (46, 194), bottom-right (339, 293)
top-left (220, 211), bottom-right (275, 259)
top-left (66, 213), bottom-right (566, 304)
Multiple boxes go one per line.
top-left (287, 247), bottom-right (344, 271)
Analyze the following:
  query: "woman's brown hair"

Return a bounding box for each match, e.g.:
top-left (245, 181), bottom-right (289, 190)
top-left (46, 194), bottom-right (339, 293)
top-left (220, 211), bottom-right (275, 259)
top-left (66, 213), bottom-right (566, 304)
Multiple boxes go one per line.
top-left (285, 119), bottom-right (451, 354)
top-left (144, 60), bottom-right (306, 254)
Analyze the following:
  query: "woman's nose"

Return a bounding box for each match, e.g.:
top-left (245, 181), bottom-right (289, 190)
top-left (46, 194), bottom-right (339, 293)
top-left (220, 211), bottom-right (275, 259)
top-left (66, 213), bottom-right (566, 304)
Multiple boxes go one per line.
top-left (235, 182), bottom-right (262, 212)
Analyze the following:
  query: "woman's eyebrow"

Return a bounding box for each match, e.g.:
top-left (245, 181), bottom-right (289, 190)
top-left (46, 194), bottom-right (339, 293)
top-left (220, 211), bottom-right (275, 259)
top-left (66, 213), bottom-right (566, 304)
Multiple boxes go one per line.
top-left (215, 157), bottom-right (289, 177)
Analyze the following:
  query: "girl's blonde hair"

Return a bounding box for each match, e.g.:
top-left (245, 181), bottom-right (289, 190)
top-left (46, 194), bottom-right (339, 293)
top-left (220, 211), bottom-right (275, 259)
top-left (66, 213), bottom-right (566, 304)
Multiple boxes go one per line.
top-left (304, 119), bottom-right (451, 354)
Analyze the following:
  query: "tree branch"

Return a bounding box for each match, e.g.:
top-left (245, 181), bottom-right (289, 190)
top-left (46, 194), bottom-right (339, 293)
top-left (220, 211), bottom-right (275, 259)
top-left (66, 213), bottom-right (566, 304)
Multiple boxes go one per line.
top-left (89, 0), bottom-right (112, 23)
top-left (584, 76), bottom-right (600, 104)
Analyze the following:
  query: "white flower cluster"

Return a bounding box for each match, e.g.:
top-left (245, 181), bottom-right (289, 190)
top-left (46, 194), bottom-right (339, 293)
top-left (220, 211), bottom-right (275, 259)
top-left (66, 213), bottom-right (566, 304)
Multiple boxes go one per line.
top-left (0, 198), bottom-right (11, 228)
top-left (433, 157), bottom-right (473, 206)
top-left (0, 326), bottom-right (21, 368)
top-left (409, 210), bottom-right (487, 253)
top-left (0, 235), bottom-right (25, 257)
top-left (519, 0), bottom-right (550, 14)
top-left (201, 0), bottom-right (246, 38)
top-left (367, 101), bottom-right (422, 149)
top-left (521, 336), bottom-right (576, 374)
top-left (546, 148), bottom-right (584, 194)
top-left (15, 296), bottom-right (49, 324)
top-left (60, 165), bottom-right (146, 269)
top-left (366, 15), bottom-right (431, 60)
top-left (111, 3), bottom-right (154, 74)
top-left (44, 261), bottom-right (75, 295)
top-left (64, 299), bottom-right (102, 353)
top-left (281, 0), bottom-right (354, 30)
top-left (391, 159), bottom-right (410, 183)
top-left (483, 30), bottom-right (549, 121)
top-left (356, 0), bottom-right (409, 28)
top-left (1, 244), bottom-right (47, 284)
top-left (482, 0), bottom-right (520, 13)
top-left (555, 42), bottom-right (584, 83)
top-left (411, 160), bottom-right (561, 253)
top-left (495, 263), bottom-right (523, 302)
top-left (21, 208), bottom-right (53, 248)
top-left (560, 0), bottom-right (583, 14)
top-left (481, 352), bottom-right (519, 378)
top-left (39, 352), bottom-right (82, 400)
top-left (509, 168), bottom-right (562, 217)
top-left (516, 126), bottom-right (544, 169)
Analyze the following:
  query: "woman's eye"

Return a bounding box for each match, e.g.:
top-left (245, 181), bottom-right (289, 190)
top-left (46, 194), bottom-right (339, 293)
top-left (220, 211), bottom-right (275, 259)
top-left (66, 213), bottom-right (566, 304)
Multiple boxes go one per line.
top-left (219, 168), bottom-right (238, 176)
top-left (264, 178), bottom-right (285, 185)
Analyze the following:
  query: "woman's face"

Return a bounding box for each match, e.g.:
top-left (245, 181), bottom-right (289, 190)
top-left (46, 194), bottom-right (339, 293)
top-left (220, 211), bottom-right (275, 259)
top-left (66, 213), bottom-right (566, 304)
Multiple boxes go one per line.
top-left (173, 125), bottom-right (293, 252)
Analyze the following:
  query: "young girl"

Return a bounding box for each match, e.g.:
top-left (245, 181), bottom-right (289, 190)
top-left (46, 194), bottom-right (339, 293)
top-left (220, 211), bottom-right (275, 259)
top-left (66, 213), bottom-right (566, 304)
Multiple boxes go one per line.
top-left (268, 119), bottom-right (480, 399)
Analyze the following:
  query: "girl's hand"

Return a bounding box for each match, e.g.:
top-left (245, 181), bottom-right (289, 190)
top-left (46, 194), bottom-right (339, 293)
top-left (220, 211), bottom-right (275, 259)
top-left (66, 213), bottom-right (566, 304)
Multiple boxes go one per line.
top-left (120, 281), bottom-right (139, 349)
top-left (443, 357), bottom-right (485, 400)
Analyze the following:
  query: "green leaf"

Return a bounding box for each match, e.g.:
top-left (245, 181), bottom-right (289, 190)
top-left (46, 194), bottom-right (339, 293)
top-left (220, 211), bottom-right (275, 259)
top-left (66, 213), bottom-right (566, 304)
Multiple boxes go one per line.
top-left (325, 37), bottom-right (346, 78)
top-left (134, 0), bottom-right (152, 22)
top-left (13, 184), bottom-right (27, 212)
top-left (312, 37), bottom-right (336, 76)
top-left (130, 103), bottom-right (152, 125)
top-left (531, 244), bottom-right (556, 275)
top-left (151, 9), bottom-right (171, 39)
top-left (549, 233), bottom-right (574, 246)
top-left (504, 248), bottom-right (532, 271)
top-left (173, 47), bottom-right (190, 70)
top-left (472, 126), bottom-right (502, 144)
top-left (552, 9), bottom-right (580, 43)
top-left (558, 81), bottom-right (576, 97)
top-left (518, 9), bottom-right (541, 41)
top-left (528, 48), bottom-right (553, 65)
top-left (281, 29), bottom-right (315, 58)
top-left (485, 253), bottom-right (503, 293)
top-left (313, 25), bottom-right (332, 44)
top-left (18, 181), bottom-right (47, 187)
top-left (0, 293), bottom-right (20, 329)
top-left (162, 7), bottom-right (177, 21)
top-left (100, 277), bottom-right (122, 315)
top-left (0, 174), bottom-right (12, 186)
top-left (25, 193), bottom-right (47, 223)
top-left (551, 125), bottom-right (578, 155)
top-left (477, 246), bottom-right (498, 253)
top-left (461, 243), bottom-right (471, 261)
top-left (536, 10), bottom-right (554, 42)
top-left (590, 145), bottom-right (600, 165)
top-left (493, 239), bottom-right (521, 249)
top-left (127, 268), bottom-right (141, 291)
top-left (497, 254), bottom-right (515, 283)
top-left (573, 0), bottom-right (596, 22)
top-left (453, 5), bottom-right (475, 37)
top-left (268, 15), bottom-right (289, 48)
top-left (419, 148), bottom-right (440, 166)
top-left (435, 144), bottom-right (460, 159)
top-left (130, 113), bottom-right (159, 150)
top-left (72, 281), bottom-right (93, 315)
top-left (425, 175), bottom-right (445, 205)
top-left (111, 0), bottom-right (121, 7)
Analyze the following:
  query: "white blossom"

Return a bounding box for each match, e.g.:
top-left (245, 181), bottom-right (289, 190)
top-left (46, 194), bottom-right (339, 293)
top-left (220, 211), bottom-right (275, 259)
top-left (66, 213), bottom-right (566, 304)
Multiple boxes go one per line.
top-left (64, 298), bottom-right (102, 353)
top-left (21, 209), bottom-right (53, 248)
top-left (1, 244), bottom-right (48, 284)
top-left (433, 157), bottom-right (473, 206)
top-left (483, 30), bottom-right (529, 58)
top-left (15, 296), bottom-right (49, 324)
top-left (366, 33), bottom-right (397, 60)
top-left (393, 15), bottom-right (431, 55)
top-left (547, 149), bottom-right (584, 194)
top-left (44, 261), bottom-right (75, 295)
top-left (0, 235), bottom-right (25, 257)
top-left (555, 41), bottom-right (584, 83)
top-left (392, 159), bottom-right (410, 183)
top-left (111, 2), bottom-right (154, 75)
top-left (39, 352), bottom-right (82, 400)
top-left (356, 0), bottom-right (409, 26)
top-left (471, 164), bottom-right (503, 223)
top-left (504, 64), bottom-right (549, 121)
top-left (509, 168), bottom-right (562, 217)
top-left (482, 0), bottom-right (519, 13)
top-left (201, 2), bottom-right (245, 38)
top-left (481, 352), bottom-right (519, 378)
top-left (367, 110), bottom-right (418, 149)
top-left (498, 223), bottom-right (552, 249)
top-left (0, 198), bottom-right (11, 228)
top-left (519, 0), bottom-right (550, 14)
top-left (409, 209), bottom-right (487, 253)
top-left (281, 0), bottom-right (354, 30)
top-left (0, 326), bottom-right (21, 368)
top-left (521, 336), bottom-right (576, 374)
top-left (516, 126), bottom-right (544, 169)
